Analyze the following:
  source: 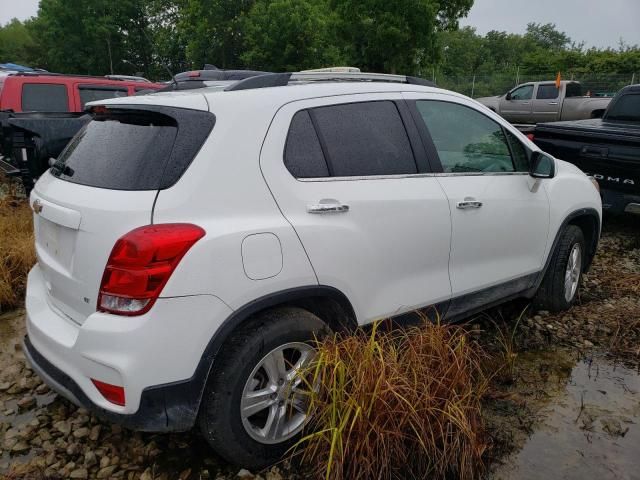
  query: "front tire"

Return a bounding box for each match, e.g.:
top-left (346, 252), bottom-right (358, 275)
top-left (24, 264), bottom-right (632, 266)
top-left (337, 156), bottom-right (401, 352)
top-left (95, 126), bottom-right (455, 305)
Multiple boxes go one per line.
top-left (198, 307), bottom-right (329, 470)
top-left (534, 225), bottom-right (585, 312)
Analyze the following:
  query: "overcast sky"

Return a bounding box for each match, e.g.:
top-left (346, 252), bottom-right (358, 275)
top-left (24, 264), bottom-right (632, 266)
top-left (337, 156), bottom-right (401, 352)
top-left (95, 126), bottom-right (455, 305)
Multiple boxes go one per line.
top-left (1, 0), bottom-right (639, 50)
top-left (460, 0), bottom-right (639, 49)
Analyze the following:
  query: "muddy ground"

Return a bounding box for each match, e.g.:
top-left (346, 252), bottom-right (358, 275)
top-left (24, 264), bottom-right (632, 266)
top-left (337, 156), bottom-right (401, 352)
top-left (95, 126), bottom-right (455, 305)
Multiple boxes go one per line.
top-left (1, 215), bottom-right (639, 480)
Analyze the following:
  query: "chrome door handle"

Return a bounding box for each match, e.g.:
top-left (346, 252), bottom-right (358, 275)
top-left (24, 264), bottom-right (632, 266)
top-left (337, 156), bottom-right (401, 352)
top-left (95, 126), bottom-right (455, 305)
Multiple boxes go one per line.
top-left (456, 200), bottom-right (483, 209)
top-left (548, 102), bottom-right (559, 105)
top-left (307, 202), bottom-right (349, 214)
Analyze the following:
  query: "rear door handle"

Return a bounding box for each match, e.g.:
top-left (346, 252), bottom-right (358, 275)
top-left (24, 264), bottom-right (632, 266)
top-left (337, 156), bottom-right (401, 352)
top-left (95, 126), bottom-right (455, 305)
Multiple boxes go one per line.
top-left (456, 198), bottom-right (483, 209)
top-left (548, 102), bottom-right (559, 105)
top-left (307, 200), bottom-right (349, 214)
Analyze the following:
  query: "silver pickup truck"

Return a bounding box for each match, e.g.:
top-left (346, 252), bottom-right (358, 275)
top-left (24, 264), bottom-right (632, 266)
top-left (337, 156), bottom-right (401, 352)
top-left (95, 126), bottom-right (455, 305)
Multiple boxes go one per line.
top-left (476, 80), bottom-right (611, 124)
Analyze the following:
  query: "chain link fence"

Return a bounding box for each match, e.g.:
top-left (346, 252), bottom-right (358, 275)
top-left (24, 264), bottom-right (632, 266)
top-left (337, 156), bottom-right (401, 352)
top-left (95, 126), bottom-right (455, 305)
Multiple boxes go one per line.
top-left (426, 72), bottom-right (639, 98)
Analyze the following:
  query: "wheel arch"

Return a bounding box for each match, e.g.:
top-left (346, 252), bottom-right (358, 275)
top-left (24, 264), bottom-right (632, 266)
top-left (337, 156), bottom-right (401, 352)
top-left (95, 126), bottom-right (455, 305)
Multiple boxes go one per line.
top-left (177, 286), bottom-right (357, 427)
top-left (534, 207), bottom-right (601, 294)
top-left (567, 211), bottom-right (600, 271)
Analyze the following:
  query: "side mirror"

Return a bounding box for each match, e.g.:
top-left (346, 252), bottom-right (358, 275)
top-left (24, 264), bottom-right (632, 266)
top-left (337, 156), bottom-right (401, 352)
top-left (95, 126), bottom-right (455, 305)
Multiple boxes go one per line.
top-left (529, 151), bottom-right (555, 179)
top-left (505, 92), bottom-right (512, 101)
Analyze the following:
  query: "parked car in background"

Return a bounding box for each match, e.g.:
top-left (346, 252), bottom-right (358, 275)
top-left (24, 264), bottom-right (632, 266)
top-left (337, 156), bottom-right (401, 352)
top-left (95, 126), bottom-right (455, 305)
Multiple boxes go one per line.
top-left (533, 84), bottom-right (640, 215)
top-left (0, 72), bottom-right (163, 112)
top-left (23, 70), bottom-right (601, 469)
top-left (0, 72), bottom-right (163, 191)
top-left (477, 80), bottom-right (611, 124)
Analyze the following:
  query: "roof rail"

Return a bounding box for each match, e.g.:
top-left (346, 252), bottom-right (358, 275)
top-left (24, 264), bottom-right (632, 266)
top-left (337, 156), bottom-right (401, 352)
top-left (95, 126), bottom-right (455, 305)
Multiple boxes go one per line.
top-left (225, 71), bottom-right (436, 91)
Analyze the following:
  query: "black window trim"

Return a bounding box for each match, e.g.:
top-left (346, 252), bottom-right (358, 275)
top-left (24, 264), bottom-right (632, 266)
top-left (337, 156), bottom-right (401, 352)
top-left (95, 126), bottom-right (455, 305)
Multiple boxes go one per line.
top-left (284, 99), bottom-right (433, 182)
top-left (407, 98), bottom-right (534, 176)
top-left (77, 84), bottom-right (129, 92)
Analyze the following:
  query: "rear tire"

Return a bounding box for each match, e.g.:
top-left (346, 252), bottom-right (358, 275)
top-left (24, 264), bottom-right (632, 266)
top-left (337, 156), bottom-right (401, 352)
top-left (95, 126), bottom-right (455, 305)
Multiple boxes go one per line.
top-left (534, 225), bottom-right (585, 312)
top-left (198, 307), bottom-right (329, 470)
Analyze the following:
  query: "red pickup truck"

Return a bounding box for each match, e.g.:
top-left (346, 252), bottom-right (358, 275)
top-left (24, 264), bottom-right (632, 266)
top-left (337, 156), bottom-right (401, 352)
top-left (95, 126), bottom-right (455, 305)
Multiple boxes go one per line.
top-left (0, 72), bottom-right (163, 112)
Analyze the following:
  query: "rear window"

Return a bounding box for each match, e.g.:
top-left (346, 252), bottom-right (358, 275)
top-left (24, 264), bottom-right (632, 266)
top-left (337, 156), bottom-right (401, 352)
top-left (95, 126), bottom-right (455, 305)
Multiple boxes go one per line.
top-left (604, 93), bottom-right (640, 122)
top-left (52, 106), bottom-right (215, 190)
top-left (79, 86), bottom-right (128, 109)
top-left (22, 83), bottom-right (69, 112)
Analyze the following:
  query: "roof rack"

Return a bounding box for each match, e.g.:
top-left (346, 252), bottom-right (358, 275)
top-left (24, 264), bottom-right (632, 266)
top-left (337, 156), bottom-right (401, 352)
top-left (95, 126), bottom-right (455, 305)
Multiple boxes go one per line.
top-left (225, 71), bottom-right (436, 92)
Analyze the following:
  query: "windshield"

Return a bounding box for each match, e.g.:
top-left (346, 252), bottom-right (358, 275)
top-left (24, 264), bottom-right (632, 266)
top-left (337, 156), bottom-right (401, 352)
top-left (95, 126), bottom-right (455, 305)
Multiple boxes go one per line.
top-left (605, 93), bottom-right (640, 122)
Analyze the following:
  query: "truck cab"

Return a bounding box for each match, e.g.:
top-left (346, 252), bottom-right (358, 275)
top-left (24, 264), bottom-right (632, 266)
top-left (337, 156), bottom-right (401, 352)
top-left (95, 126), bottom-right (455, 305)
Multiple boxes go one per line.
top-left (478, 81), bottom-right (610, 124)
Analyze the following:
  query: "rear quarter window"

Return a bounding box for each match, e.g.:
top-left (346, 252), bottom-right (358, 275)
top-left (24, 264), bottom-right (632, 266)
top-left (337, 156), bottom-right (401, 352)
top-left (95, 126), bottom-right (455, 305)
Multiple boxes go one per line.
top-left (52, 106), bottom-right (215, 190)
top-left (78, 85), bottom-right (128, 109)
top-left (22, 83), bottom-right (69, 112)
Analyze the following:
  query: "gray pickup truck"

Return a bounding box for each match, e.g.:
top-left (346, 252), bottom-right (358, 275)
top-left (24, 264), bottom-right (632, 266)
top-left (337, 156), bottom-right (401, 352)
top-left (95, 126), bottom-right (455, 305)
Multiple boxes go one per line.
top-left (477, 80), bottom-right (611, 124)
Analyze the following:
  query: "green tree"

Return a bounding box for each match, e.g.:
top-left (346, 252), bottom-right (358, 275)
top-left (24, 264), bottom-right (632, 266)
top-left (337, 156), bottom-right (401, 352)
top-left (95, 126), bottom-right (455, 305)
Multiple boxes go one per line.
top-left (181, 0), bottom-right (254, 69)
top-left (524, 23), bottom-right (571, 51)
top-left (0, 18), bottom-right (38, 66)
top-left (241, 0), bottom-right (343, 71)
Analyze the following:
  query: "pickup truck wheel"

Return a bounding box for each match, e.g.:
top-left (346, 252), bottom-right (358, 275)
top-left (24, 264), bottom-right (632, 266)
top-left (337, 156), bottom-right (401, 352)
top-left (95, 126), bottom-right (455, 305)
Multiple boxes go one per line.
top-left (534, 225), bottom-right (585, 312)
top-left (198, 307), bottom-right (329, 470)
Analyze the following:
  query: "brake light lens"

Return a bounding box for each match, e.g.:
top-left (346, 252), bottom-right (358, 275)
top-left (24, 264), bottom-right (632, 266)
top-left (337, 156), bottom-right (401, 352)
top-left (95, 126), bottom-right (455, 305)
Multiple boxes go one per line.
top-left (92, 379), bottom-right (125, 406)
top-left (98, 224), bottom-right (205, 316)
top-left (526, 133), bottom-right (535, 141)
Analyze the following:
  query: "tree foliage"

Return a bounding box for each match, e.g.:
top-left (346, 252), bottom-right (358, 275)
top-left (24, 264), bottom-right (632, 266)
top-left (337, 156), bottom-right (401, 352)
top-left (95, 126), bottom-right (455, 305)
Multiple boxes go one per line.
top-left (0, 2), bottom-right (638, 82)
top-left (434, 23), bottom-right (640, 79)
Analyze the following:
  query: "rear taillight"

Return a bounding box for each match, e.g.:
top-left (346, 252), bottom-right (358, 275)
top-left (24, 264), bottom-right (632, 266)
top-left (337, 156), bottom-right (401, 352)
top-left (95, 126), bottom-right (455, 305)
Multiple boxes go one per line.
top-left (92, 379), bottom-right (126, 406)
top-left (98, 224), bottom-right (205, 316)
top-left (526, 133), bottom-right (535, 141)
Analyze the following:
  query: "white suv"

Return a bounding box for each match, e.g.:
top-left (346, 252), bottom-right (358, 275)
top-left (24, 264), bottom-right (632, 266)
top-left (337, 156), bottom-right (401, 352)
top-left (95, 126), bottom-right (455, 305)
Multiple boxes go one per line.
top-left (24, 71), bottom-right (601, 468)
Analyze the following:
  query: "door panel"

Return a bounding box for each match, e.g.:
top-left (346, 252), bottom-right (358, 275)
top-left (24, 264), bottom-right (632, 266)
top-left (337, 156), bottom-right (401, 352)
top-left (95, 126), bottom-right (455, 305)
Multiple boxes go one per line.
top-left (436, 174), bottom-right (549, 296)
top-left (260, 94), bottom-right (452, 324)
top-left (499, 84), bottom-right (534, 123)
top-left (406, 93), bottom-right (550, 305)
top-left (531, 83), bottom-right (561, 123)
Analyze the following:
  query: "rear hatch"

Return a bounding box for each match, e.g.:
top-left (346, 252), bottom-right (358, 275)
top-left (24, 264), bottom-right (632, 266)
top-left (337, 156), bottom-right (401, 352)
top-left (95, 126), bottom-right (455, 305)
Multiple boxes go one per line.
top-left (31, 100), bottom-right (215, 325)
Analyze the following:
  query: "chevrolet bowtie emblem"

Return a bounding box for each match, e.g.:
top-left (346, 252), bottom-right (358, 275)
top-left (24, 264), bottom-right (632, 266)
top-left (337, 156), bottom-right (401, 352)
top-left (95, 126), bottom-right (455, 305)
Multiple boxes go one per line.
top-left (32, 199), bottom-right (43, 214)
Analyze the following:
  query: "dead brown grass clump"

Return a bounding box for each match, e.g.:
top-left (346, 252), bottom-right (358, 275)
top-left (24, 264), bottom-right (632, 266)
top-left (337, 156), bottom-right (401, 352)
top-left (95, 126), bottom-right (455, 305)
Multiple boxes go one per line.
top-left (295, 319), bottom-right (489, 480)
top-left (0, 194), bottom-right (35, 311)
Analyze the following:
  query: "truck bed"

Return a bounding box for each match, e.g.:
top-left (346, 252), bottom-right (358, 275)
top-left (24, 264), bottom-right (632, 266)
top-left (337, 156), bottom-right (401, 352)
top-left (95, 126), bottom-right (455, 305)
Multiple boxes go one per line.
top-left (534, 118), bottom-right (640, 214)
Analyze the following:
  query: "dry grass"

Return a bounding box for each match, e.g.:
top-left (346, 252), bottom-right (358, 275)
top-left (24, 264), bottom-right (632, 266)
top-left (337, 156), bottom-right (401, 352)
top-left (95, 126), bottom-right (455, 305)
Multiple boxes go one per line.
top-left (0, 181), bottom-right (35, 312)
top-left (294, 318), bottom-right (489, 480)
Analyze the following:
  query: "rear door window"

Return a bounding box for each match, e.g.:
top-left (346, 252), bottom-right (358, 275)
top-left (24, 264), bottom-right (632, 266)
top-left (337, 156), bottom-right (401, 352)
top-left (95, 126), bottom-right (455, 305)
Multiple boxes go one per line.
top-left (536, 84), bottom-right (559, 99)
top-left (309, 101), bottom-right (417, 177)
top-left (52, 106), bottom-right (215, 190)
top-left (78, 85), bottom-right (128, 109)
top-left (22, 83), bottom-right (69, 111)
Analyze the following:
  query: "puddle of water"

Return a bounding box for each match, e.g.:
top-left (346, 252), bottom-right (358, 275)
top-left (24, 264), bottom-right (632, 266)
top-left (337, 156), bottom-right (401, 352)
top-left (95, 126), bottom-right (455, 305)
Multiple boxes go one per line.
top-left (493, 356), bottom-right (640, 480)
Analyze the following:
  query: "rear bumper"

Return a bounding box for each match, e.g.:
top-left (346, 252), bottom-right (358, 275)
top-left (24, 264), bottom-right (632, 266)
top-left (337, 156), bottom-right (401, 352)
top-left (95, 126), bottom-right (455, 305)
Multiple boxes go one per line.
top-left (24, 335), bottom-right (184, 431)
top-left (601, 189), bottom-right (640, 215)
top-left (25, 263), bottom-right (233, 431)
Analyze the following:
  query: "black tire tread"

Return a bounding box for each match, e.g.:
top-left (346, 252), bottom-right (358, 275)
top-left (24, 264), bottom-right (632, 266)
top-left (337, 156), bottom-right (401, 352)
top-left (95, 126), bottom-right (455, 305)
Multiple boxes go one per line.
top-left (198, 306), bottom-right (328, 470)
top-left (534, 224), bottom-right (585, 312)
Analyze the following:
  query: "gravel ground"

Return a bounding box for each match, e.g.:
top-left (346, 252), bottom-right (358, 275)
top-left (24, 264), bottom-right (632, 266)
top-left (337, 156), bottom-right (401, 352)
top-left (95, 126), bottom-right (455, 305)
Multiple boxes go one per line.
top-left (0, 215), bottom-right (638, 479)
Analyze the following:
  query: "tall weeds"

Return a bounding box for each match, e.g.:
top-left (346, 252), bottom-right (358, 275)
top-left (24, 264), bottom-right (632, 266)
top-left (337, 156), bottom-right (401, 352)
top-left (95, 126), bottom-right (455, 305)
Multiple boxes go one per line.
top-left (295, 318), bottom-right (488, 480)
top-left (0, 187), bottom-right (35, 311)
